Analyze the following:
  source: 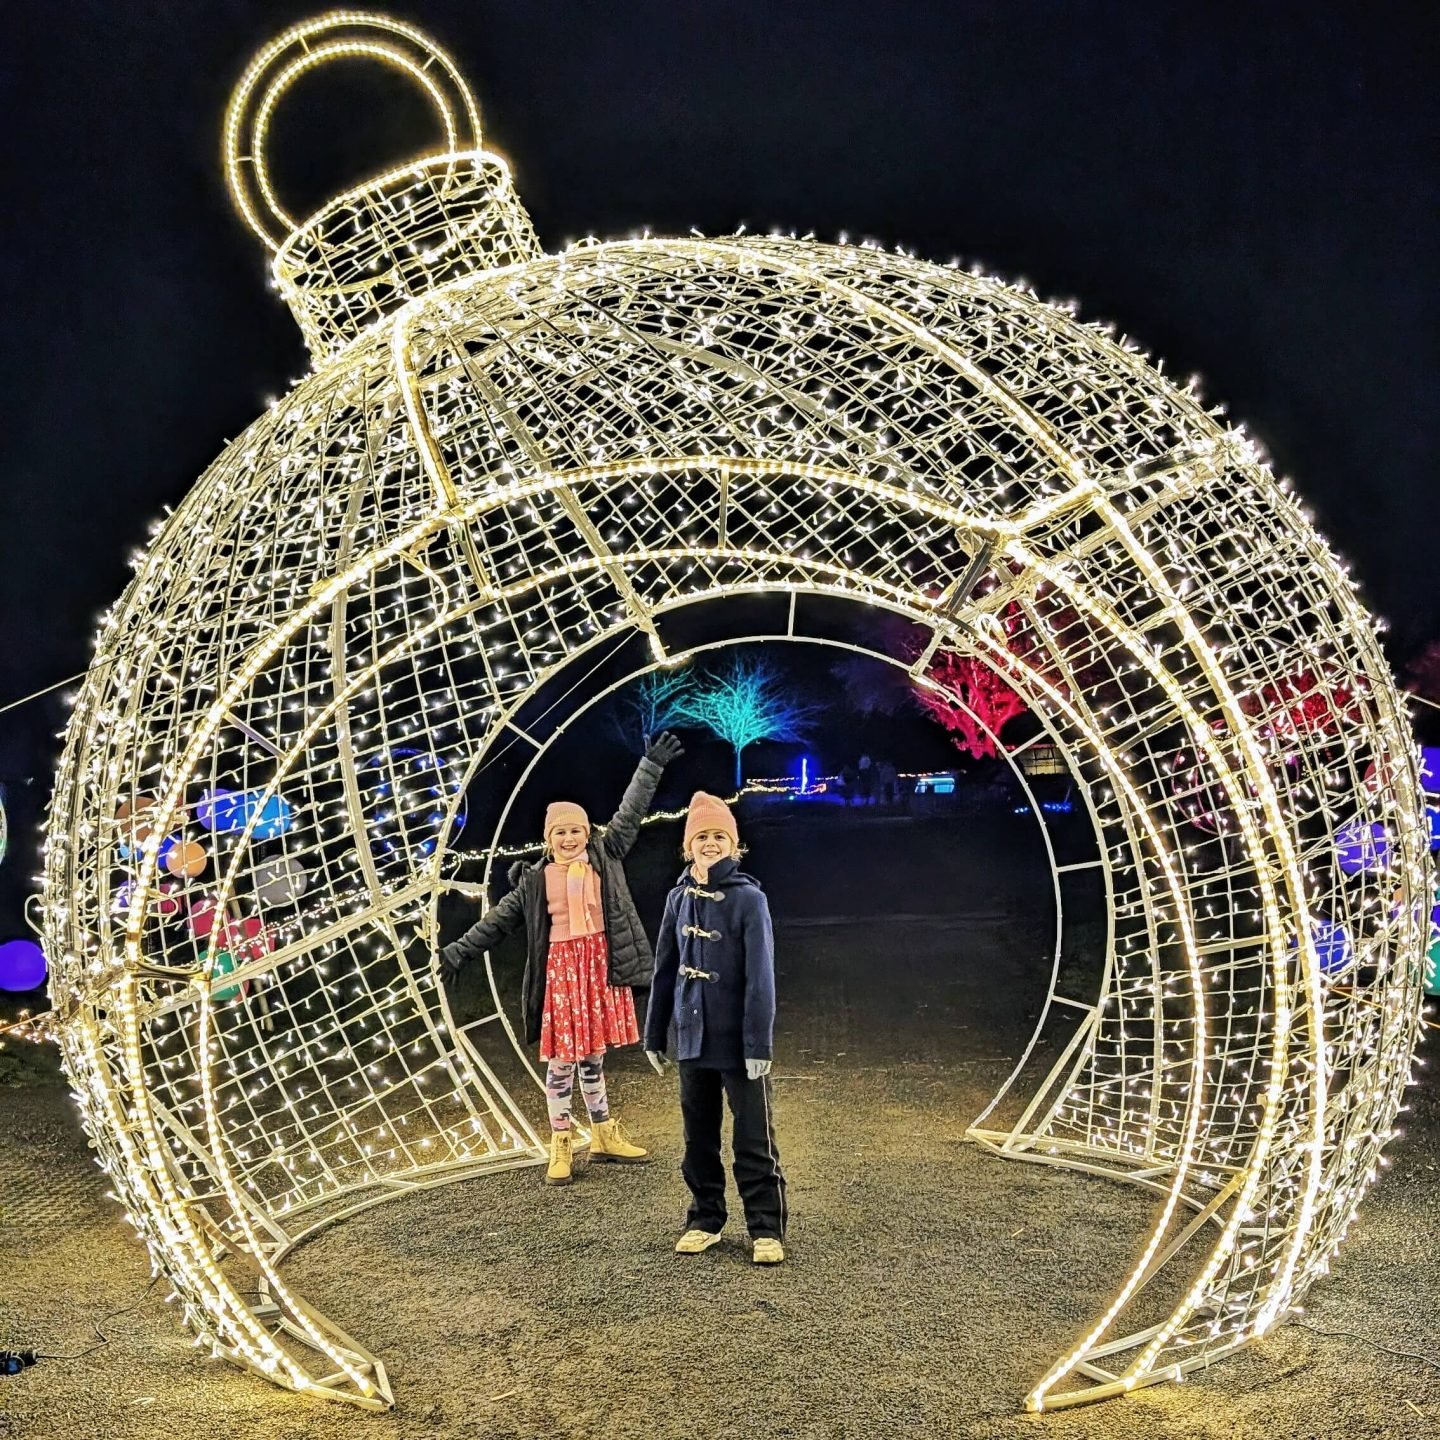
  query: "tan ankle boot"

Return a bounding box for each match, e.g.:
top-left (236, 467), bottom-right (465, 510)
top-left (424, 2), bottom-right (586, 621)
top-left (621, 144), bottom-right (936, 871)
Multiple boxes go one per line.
top-left (545, 1130), bottom-right (574, 1186)
top-left (590, 1117), bottom-right (650, 1163)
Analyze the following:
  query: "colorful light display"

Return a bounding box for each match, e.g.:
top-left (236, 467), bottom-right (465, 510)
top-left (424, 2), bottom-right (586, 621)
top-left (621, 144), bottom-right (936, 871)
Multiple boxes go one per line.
top-left (197, 788), bottom-right (295, 839)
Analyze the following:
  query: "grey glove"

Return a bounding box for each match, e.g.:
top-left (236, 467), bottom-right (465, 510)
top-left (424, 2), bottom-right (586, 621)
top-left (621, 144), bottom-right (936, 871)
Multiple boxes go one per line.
top-left (646, 1050), bottom-right (669, 1075)
top-left (745, 1058), bottom-right (771, 1081)
top-left (645, 731), bottom-right (684, 767)
top-left (437, 947), bottom-right (461, 986)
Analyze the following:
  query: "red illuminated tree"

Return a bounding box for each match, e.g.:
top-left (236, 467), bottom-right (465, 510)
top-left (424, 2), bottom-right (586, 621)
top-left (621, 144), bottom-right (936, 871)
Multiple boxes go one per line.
top-left (829, 611), bottom-right (1035, 759)
top-left (1239, 663), bottom-right (1365, 742)
top-left (916, 650), bottom-right (1029, 759)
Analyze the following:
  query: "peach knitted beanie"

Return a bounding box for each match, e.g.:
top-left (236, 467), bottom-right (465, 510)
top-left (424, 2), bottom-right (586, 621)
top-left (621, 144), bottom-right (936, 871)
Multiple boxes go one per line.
top-left (683, 791), bottom-right (739, 851)
top-left (543, 800), bottom-right (590, 840)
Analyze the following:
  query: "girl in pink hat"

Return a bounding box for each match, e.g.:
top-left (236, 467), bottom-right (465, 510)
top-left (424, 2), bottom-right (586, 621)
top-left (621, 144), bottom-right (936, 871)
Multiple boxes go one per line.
top-left (441, 734), bottom-right (683, 1185)
top-left (645, 791), bottom-right (787, 1263)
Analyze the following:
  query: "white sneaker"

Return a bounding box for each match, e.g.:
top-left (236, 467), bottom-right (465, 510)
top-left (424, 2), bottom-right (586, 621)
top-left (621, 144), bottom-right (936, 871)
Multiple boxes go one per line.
top-left (751, 1238), bottom-right (785, 1265)
top-left (674, 1228), bottom-right (723, 1254)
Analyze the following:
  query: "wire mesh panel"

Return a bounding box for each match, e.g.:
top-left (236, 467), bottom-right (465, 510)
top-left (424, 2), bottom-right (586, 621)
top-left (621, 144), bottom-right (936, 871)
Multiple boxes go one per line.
top-left (40, 10), bottom-right (1429, 1413)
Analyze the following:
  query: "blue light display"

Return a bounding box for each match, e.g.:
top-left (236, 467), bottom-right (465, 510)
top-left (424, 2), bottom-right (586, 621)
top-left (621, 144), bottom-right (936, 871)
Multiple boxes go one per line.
top-left (914, 774), bottom-right (955, 795)
top-left (197, 789), bottom-right (294, 839)
top-left (1290, 917), bottom-right (1354, 977)
top-left (1334, 819), bottom-right (1389, 876)
top-left (1421, 748), bottom-right (1440, 795)
top-left (362, 748), bottom-right (467, 859)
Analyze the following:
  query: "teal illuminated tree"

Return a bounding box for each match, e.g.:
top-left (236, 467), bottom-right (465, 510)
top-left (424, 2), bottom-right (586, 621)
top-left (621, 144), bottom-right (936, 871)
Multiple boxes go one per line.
top-left (608, 666), bottom-right (696, 753)
top-left (681, 654), bottom-right (820, 787)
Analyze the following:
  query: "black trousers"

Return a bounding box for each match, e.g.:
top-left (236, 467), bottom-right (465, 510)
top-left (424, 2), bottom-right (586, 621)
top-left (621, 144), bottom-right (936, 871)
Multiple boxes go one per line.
top-left (678, 1062), bottom-right (787, 1240)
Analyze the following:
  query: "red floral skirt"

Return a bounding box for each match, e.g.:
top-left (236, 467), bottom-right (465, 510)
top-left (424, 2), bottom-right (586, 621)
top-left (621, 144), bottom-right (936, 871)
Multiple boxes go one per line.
top-left (539, 932), bottom-right (639, 1063)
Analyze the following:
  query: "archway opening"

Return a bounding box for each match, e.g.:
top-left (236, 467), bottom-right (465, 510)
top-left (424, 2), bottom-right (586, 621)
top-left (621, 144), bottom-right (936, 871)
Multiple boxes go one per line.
top-left (431, 590), bottom-right (1111, 1158)
top-left (278, 589), bottom-right (1164, 1421)
top-left (447, 638), bottom-right (1091, 1100)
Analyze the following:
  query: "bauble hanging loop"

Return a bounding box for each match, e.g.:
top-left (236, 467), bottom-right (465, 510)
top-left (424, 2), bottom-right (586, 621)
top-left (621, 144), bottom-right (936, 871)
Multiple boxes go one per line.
top-left (223, 10), bottom-right (482, 252)
top-left (223, 11), bottom-right (540, 360)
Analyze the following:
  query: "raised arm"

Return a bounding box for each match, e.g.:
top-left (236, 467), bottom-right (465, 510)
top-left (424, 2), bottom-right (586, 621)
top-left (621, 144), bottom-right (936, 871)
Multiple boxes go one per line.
top-left (741, 892), bottom-right (776, 1062)
top-left (440, 880), bottom-right (527, 980)
top-left (601, 731), bottom-right (683, 859)
top-left (643, 889), bottom-right (681, 1053)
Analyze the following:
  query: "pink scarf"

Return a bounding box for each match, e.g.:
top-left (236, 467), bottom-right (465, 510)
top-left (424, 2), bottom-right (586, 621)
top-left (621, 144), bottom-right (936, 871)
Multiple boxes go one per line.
top-left (565, 861), bottom-right (590, 937)
top-left (545, 860), bottom-right (601, 940)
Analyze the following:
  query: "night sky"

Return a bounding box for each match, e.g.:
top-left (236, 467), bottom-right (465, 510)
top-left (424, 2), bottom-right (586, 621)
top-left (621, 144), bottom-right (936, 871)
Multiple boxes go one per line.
top-left (1, 1), bottom-right (1436, 910)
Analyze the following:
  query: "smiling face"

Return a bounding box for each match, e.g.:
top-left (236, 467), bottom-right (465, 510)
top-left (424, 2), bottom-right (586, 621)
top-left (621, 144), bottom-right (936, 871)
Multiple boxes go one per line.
top-left (549, 823), bottom-right (589, 863)
top-left (688, 828), bottom-right (734, 873)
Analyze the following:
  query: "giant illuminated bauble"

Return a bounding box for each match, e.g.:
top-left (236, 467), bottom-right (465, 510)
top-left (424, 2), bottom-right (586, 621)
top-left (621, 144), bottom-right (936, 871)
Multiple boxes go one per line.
top-left (39, 10), bottom-right (1431, 1415)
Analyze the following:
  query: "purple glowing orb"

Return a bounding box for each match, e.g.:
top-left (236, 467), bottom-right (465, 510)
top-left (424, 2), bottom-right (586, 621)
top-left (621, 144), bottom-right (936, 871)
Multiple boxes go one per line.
top-left (0, 938), bottom-right (47, 992)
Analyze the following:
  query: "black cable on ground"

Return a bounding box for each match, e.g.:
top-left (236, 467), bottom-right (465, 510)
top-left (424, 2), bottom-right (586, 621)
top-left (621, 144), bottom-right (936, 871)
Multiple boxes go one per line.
top-left (2, 1273), bottom-right (162, 1372)
top-left (1295, 1319), bottom-right (1440, 1373)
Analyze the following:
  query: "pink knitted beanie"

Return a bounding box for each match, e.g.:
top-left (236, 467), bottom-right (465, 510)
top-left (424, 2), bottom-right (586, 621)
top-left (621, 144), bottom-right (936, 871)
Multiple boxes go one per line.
top-left (543, 800), bottom-right (590, 840)
top-left (683, 791), bottom-right (739, 851)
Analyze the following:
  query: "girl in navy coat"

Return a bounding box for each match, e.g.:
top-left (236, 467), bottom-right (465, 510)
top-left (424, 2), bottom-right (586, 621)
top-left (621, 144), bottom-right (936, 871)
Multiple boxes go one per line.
top-left (644, 792), bottom-right (787, 1263)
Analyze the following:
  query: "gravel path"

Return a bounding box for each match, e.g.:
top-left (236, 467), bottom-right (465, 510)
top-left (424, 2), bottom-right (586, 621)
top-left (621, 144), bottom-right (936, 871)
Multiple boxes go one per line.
top-left (3, 811), bottom-right (1436, 1439)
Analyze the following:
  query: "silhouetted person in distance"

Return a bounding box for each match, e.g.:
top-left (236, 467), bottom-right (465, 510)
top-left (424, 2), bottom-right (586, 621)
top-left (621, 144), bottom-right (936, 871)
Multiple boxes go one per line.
top-left (857, 753), bottom-right (873, 806)
top-left (877, 758), bottom-right (897, 806)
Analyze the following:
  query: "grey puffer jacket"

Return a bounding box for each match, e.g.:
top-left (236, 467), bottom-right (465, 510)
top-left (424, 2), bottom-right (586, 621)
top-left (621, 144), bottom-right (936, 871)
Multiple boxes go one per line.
top-left (441, 756), bottom-right (665, 1045)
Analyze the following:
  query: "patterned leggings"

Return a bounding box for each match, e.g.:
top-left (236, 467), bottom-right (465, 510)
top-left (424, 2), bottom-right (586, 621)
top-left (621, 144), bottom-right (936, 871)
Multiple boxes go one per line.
top-left (545, 1054), bottom-right (609, 1132)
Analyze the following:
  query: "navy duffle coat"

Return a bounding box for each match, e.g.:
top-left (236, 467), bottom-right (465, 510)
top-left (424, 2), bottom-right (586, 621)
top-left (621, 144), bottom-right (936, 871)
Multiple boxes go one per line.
top-left (644, 856), bottom-right (775, 1067)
